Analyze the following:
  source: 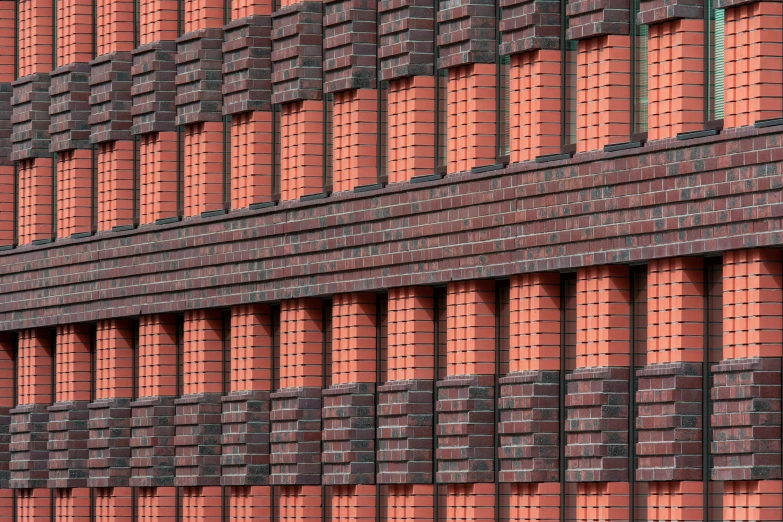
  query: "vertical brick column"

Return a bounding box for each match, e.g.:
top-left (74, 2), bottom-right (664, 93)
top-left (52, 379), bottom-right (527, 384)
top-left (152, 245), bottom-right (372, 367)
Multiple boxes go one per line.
top-left (437, 279), bottom-right (495, 510)
top-left (636, 258), bottom-right (704, 482)
top-left (711, 249), bottom-right (782, 483)
top-left (130, 315), bottom-right (178, 489)
top-left (499, 273), bottom-right (560, 483)
top-left (645, 482), bottom-right (704, 521)
top-left (326, 485), bottom-right (376, 522)
top-left (722, 2), bottom-right (783, 128)
top-left (16, 156), bottom-right (53, 245)
top-left (331, 90), bottom-right (378, 192)
top-left (0, 334), bottom-right (15, 520)
top-left (89, 319), bottom-right (134, 488)
top-left (230, 112), bottom-right (274, 207)
top-left (139, 132), bottom-right (179, 224)
top-left (566, 265), bottom-right (630, 484)
top-left (646, 20), bottom-right (705, 140)
top-left (55, 149), bottom-right (94, 238)
top-left (723, 481), bottom-right (783, 521)
top-left (279, 100), bottom-right (325, 201)
top-left (96, 141), bottom-right (135, 231)
top-left (17, 0), bottom-right (54, 77)
top-left (503, 483), bottom-right (560, 522)
top-left (16, 489), bottom-right (52, 522)
top-left (446, 64), bottom-right (497, 173)
top-left (0, 4), bottom-right (14, 248)
top-left (10, 329), bottom-right (53, 492)
top-left (182, 122), bottom-right (225, 217)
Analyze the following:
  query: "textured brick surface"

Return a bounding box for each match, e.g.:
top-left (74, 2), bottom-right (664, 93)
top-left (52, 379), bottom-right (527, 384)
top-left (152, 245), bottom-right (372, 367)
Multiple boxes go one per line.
top-left (47, 400), bottom-right (90, 488)
top-left (176, 29), bottom-right (224, 125)
top-left (131, 41), bottom-right (178, 135)
top-left (0, 407), bottom-right (10, 488)
top-left (378, 0), bottom-right (435, 80)
top-left (567, 0), bottom-right (630, 40)
top-left (0, 84), bottom-right (12, 165)
top-left (9, 403), bottom-right (49, 489)
top-left (87, 397), bottom-right (132, 488)
top-left (129, 395), bottom-right (176, 487)
top-left (376, 379), bottom-right (434, 484)
top-left (436, 374), bottom-right (494, 483)
top-left (437, 0), bottom-right (496, 69)
top-left (11, 73), bottom-right (51, 161)
top-left (711, 356), bottom-right (782, 481)
top-left (221, 390), bottom-right (271, 486)
top-left (223, 15), bottom-right (273, 115)
top-left (323, 0), bottom-right (377, 93)
top-left (498, 370), bottom-right (559, 482)
top-left (271, 2), bottom-right (324, 104)
top-left (49, 63), bottom-right (92, 152)
top-left (499, 0), bottom-right (561, 55)
top-left (635, 362), bottom-right (702, 481)
top-left (269, 386), bottom-right (322, 485)
top-left (174, 392), bottom-right (223, 486)
top-left (322, 382), bottom-right (375, 485)
top-left (638, 0), bottom-right (703, 24)
top-left (565, 366), bottom-right (629, 482)
top-left (89, 52), bottom-right (133, 144)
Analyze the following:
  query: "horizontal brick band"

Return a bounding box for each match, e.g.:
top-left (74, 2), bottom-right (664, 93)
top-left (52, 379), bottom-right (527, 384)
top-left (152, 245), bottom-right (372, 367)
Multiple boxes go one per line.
top-left (711, 356), bottom-right (782, 481)
top-left (89, 52), bottom-right (134, 144)
top-left (176, 29), bottom-right (225, 125)
top-left (498, 370), bottom-right (559, 483)
top-left (221, 390), bottom-right (271, 486)
top-left (436, 374), bottom-right (495, 483)
top-left (270, 386), bottom-right (322, 485)
top-left (88, 398), bottom-right (132, 488)
top-left (174, 392), bottom-right (223, 486)
top-left (131, 41), bottom-right (178, 136)
top-left (567, 0), bottom-right (630, 40)
top-left (223, 15), bottom-right (273, 115)
top-left (323, 0), bottom-right (378, 93)
top-left (271, 2), bottom-right (324, 104)
top-left (322, 382), bottom-right (376, 485)
top-left (499, 0), bottom-right (561, 55)
top-left (635, 362), bottom-right (702, 482)
top-left (9, 403), bottom-right (49, 489)
top-left (11, 73), bottom-right (51, 161)
top-left (130, 395), bottom-right (176, 487)
top-left (49, 63), bottom-right (92, 152)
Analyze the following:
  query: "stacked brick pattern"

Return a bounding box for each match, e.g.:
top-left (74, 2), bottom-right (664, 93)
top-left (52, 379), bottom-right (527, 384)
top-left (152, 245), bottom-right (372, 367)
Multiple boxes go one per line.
top-left (131, 42), bottom-right (178, 135)
top-left (566, 0), bottom-right (630, 40)
top-left (377, 0), bottom-right (435, 79)
top-left (221, 390), bottom-right (271, 485)
top-left (222, 16), bottom-right (273, 115)
top-left (638, 0), bottom-right (703, 24)
top-left (271, 2), bottom-right (324, 104)
top-left (11, 74), bottom-right (51, 161)
top-left (48, 63), bottom-right (92, 151)
top-left (89, 52), bottom-right (134, 143)
top-left (499, 0), bottom-right (560, 55)
top-left (436, 0), bottom-right (496, 69)
top-left (322, 383), bottom-right (376, 484)
top-left (386, 76), bottom-right (435, 182)
top-left (176, 29), bottom-right (225, 125)
top-left (323, 0), bottom-right (377, 92)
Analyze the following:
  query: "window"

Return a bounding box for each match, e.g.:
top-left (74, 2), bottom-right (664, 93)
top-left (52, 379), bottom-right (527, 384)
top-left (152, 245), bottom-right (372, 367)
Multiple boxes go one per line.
top-left (633, 0), bottom-right (648, 134)
top-left (378, 82), bottom-right (388, 184)
top-left (561, 0), bottom-right (577, 150)
top-left (323, 94), bottom-right (334, 194)
top-left (707, 0), bottom-right (725, 122)
top-left (223, 115), bottom-right (231, 212)
top-left (435, 69), bottom-right (448, 171)
top-left (497, 55), bottom-right (511, 161)
top-left (272, 105), bottom-right (281, 201)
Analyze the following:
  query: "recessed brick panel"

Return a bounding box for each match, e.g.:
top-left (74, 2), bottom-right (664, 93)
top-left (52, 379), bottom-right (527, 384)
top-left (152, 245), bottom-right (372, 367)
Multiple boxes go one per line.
top-left (564, 366), bottom-right (629, 482)
top-left (89, 52), bottom-right (134, 144)
top-left (48, 62), bottom-right (92, 152)
top-left (436, 0), bottom-right (496, 69)
top-left (47, 400), bottom-right (90, 488)
top-left (436, 374), bottom-right (494, 483)
top-left (269, 386), bottom-right (322, 485)
top-left (638, 0), bottom-right (703, 25)
top-left (0, 407), bottom-right (10, 489)
top-left (221, 390), bottom-right (271, 486)
top-left (129, 395), bottom-right (177, 488)
top-left (323, 0), bottom-right (377, 93)
top-left (11, 73), bottom-right (51, 161)
top-left (376, 379), bottom-right (434, 484)
top-left (498, 370), bottom-right (559, 482)
top-left (0, 83), bottom-right (12, 166)
top-left (635, 362), bottom-right (702, 481)
top-left (566, 0), bottom-right (630, 40)
top-left (9, 403), bottom-right (50, 489)
top-left (131, 41), bottom-right (178, 136)
top-left (271, 2), bottom-right (324, 104)
top-left (174, 392), bottom-right (223, 486)
top-left (499, 0), bottom-right (561, 56)
top-left (322, 382), bottom-right (375, 485)
top-left (87, 398), bottom-right (132, 488)
top-left (378, 0), bottom-right (435, 80)
top-left (176, 28), bottom-right (225, 125)
top-left (223, 15), bottom-right (273, 115)
top-left (711, 356), bottom-right (782, 481)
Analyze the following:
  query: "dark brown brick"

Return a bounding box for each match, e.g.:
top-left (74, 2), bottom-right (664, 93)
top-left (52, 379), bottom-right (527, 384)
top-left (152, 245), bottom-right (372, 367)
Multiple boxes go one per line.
top-left (566, 0), bottom-right (630, 40)
top-left (88, 398), bottom-right (132, 488)
top-left (323, 0), bottom-right (378, 93)
top-left (223, 15), bottom-right (273, 115)
top-left (637, 0), bottom-right (703, 24)
top-left (270, 386), bottom-right (322, 485)
top-left (89, 52), bottom-right (134, 144)
top-left (0, 84), bottom-right (13, 166)
top-left (322, 382), bottom-right (375, 485)
top-left (131, 41), bottom-right (178, 136)
top-left (130, 396), bottom-right (176, 487)
top-left (271, 2), bottom-right (324, 104)
top-left (9, 404), bottom-right (49, 489)
top-left (378, 0), bottom-right (435, 80)
top-left (11, 73), bottom-right (51, 161)
top-left (437, 0), bottom-right (496, 69)
top-left (49, 63), bottom-right (92, 152)
top-left (221, 390), bottom-right (271, 486)
top-left (176, 29), bottom-right (225, 126)
top-left (0, 407), bottom-right (11, 488)
top-left (173, 393), bottom-right (223, 486)
top-left (499, 0), bottom-right (561, 55)
top-left (47, 400), bottom-right (90, 488)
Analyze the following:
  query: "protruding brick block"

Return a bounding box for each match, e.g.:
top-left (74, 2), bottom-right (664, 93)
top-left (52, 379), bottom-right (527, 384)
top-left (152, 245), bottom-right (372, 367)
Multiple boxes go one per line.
top-left (323, 0), bottom-right (377, 93)
top-left (378, 0), bottom-right (435, 80)
top-left (9, 403), bottom-right (50, 489)
top-left (567, 0), bottom-right (630, 40)
top-left (11, 73), bottom-right (51, 161)
top-left (0, 83), bottom-right (12, 165)
top-left (174, 392), bottom-right (223, 486)
top-left (223, 15), bottom-right (273, 115)
top-left (271, 2), bottom-right (324, 104)
top-left (176, 28), bottom-right (225, 125)
top-left (376, 379), bottom-right (434, 484)
top-left (565, 366), bottom-right (629, 482)
top-left (131, 41), bottom-right (178, 135)
top-left (270, 386), bottom-right (322, 485)
top-left (0, 407), bottom-right (10, 489)
top-left (436, 374), bottom-right (495, 483)
top-left (47, 401), bottom-right (90, 488)
top-left (129, 396), bottom-right (177, 487)
top-left (499, 0), bottom-right (561, 55)
top-left (322, 383), bottom-right (376, 485)
top-left (87, 398), bottom-right (132, 488)
top-left (221, 390), bottom-right (271, 486)
top-left (89, 52), bottom-right (134, 144)
top-left (638, 0), bottom-right (703, 25)
top-left (437, 0), bottom-right (496, 69)
top-left (498, 370), bottom-right (559, 482)
top-left (635, 362), bottom-right (703, 481)
top-left (49, 63), bottom-right (92, 152)
top-left (711, 357), bottom-right (782, 481)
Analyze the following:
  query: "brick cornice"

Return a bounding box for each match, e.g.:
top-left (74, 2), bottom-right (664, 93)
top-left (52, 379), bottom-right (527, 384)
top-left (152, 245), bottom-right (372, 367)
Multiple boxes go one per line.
top-left (1, 125), bottom-right (783, 330)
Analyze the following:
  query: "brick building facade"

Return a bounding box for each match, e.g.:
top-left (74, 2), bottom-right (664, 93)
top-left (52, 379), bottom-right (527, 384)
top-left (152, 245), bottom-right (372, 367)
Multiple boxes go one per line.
top-left (0, 0), bottom-right (780, 519)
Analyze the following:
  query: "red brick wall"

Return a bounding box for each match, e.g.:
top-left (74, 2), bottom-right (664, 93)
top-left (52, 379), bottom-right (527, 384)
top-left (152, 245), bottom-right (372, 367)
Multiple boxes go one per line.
top-left (723, 480), bottom-right (783, 521)
top-left (328, 485), bottom-right (376, 522)
top-left (279, 299), bottom-right (323, 389)
top-left (97, 141), bottom-right (135, 232)
top-left (183, 309), bottom-right (224, 395)
top-left (56, 0), bottom-right (93, 67)
top-left (138, 315), bottom-right (178, 398)
top-left (56, 149), bottom-right (94, 238)
top-left (18, 0), bottom-right (54, 76)
top-left (17, 157), bottom-right (54, 245)
top-left (232, 0), bottom-right (272, 19)
top-left (184, 122), bottom-right (225, 218)
top-left (183, 0), bottom-right (224, 33)
top-left (96, 0), bottom-right (135, 55)
top-left (509, 273), bottom-right (560, 372)
top-left (95, 487), bottom-right (133, 522)
top-left (446, 280), bottom-right (496, 376)
top-left (332, 90), bottom-right (378, 192)
top-left (280, 101), bottom-right (324, 202)
top-left (331, 293), bottom-right (376, 385)
top-left (0, 165), bottom-right (14, 247)
top-left (17, 329), bottom-right (54, 405)
top-left (230, 304), bottom-right (273, 392)
top-left (53, 489), bottom-right (91, 522)
top-left (231, 112), bottom-right (274, 208)
top-left (576, 265), bottom-right (631, 367)
top-left (136, 487), bottom-right (176, 522)
top-left (442, 483), bottom-right (495, 522)
top-left (55, 323), bottom-right (92, 402)
top-left (138, 0), bottom-right (179, 44)
top-left (505, 483), bottom-right (560, 522)
top-left (646, 482), bottom-right (704, 521)
top-left (387, 286), bottom-right (435, 381)
top-left (447, 64), bottom-right (497, 173)
top-left (17, 489), bottom-right (52, 522)
top-left (228, 486), bottom-right (272, 520)
top-left (276, 485), bottom-right (322, 522)
top-left (387, 77), bottom-right (436, 183)
top-left (139, 132), bottom-right (178, 225)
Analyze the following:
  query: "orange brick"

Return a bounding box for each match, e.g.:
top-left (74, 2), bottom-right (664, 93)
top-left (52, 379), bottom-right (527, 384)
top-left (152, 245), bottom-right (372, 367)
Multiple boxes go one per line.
top-left (140, 132), bottom-right (179, 225)
top-left (387, 286), bottom-right (435, 381)
top-left (280, 100), bottom-right (325, 201)
top-left (55, 323), bottom-right (93, 402)
top-left (230, 304), bottom-right (274, 393)
top-left (332, 89), bottom-right (379, 192)
top-left (382, 484), bottom-right (434, 522)
top-left (279, 299), bottom-right (324, 389)
top-left (57, 148), bottom-right (94, 238)
top-left (184, 121), bottom-right (226, 218)
top-left (54, 488), bottom-right (91, 522)
top-left (136, 486), bottom-right (177, 522)
top-left (446, 280), bottom-right (496, 376)
top-left (387, 76), bottom-right (436, 183)
top-left (18, 0), bottom-right (54, 76)
top-left (97, 141), bottom-right (136, 232)
top-left (447, 64), bottom-right (497, 173)
top-left (138, 314), bottom-right (179, 398)
top-left (17, 329), bottom-right (54, 405)
top-left (331, 293), bottom-right (377, 385)
top-left (326, 485), bottom-right (376, 522)
top-left (509, 273), bottom-right (561, 372)
top-left (231, 111), bottom-right (274, 208)
top-left (57, 0), bottom-right (94, 66)
top-left (95, 486), bottom-right (133, 522)
top-left (139, 0), bottom-right (179, 44)
top-left (228, 486), bottom-right (272, 521)
top-left (17, 157), bottom-right (54, 245)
